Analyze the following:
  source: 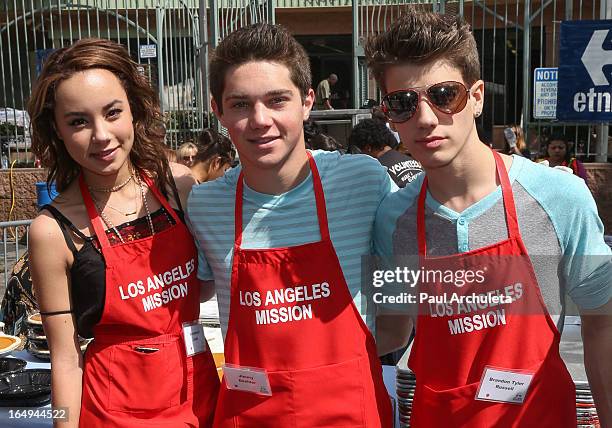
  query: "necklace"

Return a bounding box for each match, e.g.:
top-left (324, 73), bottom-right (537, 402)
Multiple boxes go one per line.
top-left (88, 174), bottom-right (133, 193)
top-left (136, 173), bottom-right (155, 236)
top-left (103, 180), bottom-right (138, 216)
top-left (90, 198), bottom-right (126, 244)
top-left (89, 171), bottom-right (155, 243)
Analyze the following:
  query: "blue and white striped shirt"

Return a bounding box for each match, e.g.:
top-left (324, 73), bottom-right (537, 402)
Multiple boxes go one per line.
top-left (186, 150), bottom-right (397, 337)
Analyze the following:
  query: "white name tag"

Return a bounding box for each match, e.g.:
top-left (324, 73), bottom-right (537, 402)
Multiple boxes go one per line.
top-left (223, 364), bottom-right (272, 396)
top-left (182, 322), bottom-right (206, 356)
top-left (475, 366), bottom-right (534, 404)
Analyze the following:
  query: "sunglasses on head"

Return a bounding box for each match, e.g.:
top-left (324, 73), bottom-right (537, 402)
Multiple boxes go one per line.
top-left (381, 81), bottom-right (470, 123)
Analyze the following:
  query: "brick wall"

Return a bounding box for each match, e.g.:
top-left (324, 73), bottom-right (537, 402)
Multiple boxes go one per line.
top-left (585, 163), bottom-right (612, 235)
top-left (0, 168), bottom-right (48, 222)
top-left (0, 164), bottom-right (610, 233)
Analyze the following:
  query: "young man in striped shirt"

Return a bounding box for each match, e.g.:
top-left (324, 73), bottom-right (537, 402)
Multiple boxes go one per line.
top-left (187, 23), bottom-right (396, 426)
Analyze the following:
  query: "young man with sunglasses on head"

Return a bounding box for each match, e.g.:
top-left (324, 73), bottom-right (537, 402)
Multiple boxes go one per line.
top-left (187, 23), bottom-right (395, 426)
top-left (367, 8), bottom-right (611, 427)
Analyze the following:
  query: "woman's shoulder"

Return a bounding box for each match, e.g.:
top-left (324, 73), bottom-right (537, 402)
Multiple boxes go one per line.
top-left (169, 161), bottom-right (196, 192)
top-left (29, 209), bottom-right (71, 258)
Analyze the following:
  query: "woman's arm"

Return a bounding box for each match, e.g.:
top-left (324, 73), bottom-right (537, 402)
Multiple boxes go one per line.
top-left (29, 213), bottom-right (83, 428)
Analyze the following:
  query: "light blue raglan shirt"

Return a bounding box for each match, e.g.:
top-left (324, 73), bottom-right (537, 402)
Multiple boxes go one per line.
top-left (374, 155), bottom-right (612, 331)
top-left (187, 150), bottom-right (397, 337)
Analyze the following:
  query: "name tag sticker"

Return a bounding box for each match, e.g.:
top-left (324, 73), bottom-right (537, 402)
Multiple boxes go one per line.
top-left (475, 366), bottom-right (534, 404)
top-left (182, 321), bottom-right (206, 356)
top-left (223, 364), bottom-right (272, 396)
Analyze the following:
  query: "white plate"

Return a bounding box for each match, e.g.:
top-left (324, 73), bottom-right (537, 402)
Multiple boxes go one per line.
top-left (27, 313), bottom-right (43, 326)
top-left (0, 335), bottom-right (22, 356)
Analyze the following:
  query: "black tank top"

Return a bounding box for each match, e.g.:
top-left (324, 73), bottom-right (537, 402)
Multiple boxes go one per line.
top-left (43, 202), bottom-right (185, 339)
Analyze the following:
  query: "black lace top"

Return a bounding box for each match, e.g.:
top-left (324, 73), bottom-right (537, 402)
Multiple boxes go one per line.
top-left (43, 204), bottom-right (185, 339)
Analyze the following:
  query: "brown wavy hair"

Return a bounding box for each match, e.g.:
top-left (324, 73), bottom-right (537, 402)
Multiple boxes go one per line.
top-left (365, 6), bottom-right (480, 93)
top-left (27, 38), bottom-right (170, 192)
top-left (209, 23), bottom-right (311, 114)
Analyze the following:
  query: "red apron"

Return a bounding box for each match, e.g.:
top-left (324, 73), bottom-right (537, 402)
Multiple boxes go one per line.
top-left (408, 150), bottom-right (576, 427)
top-left (78, 172), bottom-right (219, 427)
top-left (213, 153), bottom-right (393, 427)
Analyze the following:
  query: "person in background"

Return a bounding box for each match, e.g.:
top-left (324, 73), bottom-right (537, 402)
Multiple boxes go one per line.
top-left (190, 128), bottom-right (235, 184)
top-left (366, 8), bottom-right (611, 427)
top-left (308, 133), bottom-right (341, 151)
top-left (188, 23), bottom-right (394, 427)
top-left (349, 118), bottom-right (422, 188)
top-left (539, 134), bottom-right (588, 183)
top-left (303, 118), bottom-right (322, 149)
top-left (503, 125), bottom-right (531, 159)
top-left (371, 105), bottom-right (402, 146)
top-left (27, 38), bottom-right (219, 427)
top-left (177, 141), bottom-right (198, 167)
top-left (315, 73), bottom-right (338, 110)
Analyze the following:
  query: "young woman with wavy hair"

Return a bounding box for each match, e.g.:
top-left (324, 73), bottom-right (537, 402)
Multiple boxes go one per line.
top-left (27, 38), bottom-right (219, 427)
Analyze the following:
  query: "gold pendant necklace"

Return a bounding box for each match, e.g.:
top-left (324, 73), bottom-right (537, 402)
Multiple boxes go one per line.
top-left (105, 202), bottom-right (137, 216)
top-left (89, 176), bottom-right (139, 220)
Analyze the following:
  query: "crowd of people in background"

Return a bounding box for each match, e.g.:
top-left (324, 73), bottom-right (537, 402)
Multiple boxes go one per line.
top-left (170, 115), bottom-right (590, 189)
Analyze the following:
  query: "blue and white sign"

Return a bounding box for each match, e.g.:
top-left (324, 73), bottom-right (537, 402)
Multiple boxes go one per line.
top-left (533, 68), bottom-right (558, 119)
top-left (139, 44), bottom-right (157, 59)
top-left (557, 20), bottom-right (612, 121)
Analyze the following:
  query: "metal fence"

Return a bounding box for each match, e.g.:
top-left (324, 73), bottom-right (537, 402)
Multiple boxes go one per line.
top-left (0, 220), bottom-right (31, 289)
top-left (0, 0), bottom-right (205, 169)
top-left (1, 0), bottom-right (610, 167)
top-left (353, 0), bottom-right (611, 160)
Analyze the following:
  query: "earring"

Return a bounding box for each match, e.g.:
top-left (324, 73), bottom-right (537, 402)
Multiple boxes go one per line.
top-left (474, 111), bottom-right (481, 118)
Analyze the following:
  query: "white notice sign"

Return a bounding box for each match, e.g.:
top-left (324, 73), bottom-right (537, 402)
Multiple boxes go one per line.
top-left (139, 44), bottom-right (157, 59)
top-left (533, 67), bottom-right (558, 119)
top-left (475, 366), bottom-right (534, 404)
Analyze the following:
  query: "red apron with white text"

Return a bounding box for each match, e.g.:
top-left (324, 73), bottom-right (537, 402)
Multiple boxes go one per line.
top-left (408, 150), bottom-right (576, 427)
top-left (213, 153), bottom-right (393, 427)
top-left (78, 173), bottom-right (219, 427)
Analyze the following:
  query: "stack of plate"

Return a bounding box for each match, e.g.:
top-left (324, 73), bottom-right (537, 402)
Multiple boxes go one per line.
top-left (26, 313), bottom-right (48, 360)
top-left (0, 358), bottom-right (26, 376)
top-left (575, 381), bottom-right (600, 427)
top-left (25, 313), bottom-right (91, 360)
top-left (396, 365), bottom-right (416, 427)
top-left (200, 300), bottom-right (221, 327)
top-left (0, 369), bottom-right (52, 407)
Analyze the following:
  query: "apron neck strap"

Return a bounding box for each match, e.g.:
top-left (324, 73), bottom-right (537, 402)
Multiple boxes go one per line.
top-left (139, 172), bottom-right (182, 224)
top-left (417, 149), bottom-right (520, 256)
top-left (78, 170), bottom-right (181, 249)
top-left (492, 149), bottom-right (520, 240)
top-left (234, 151), bottom-right (330, 248)
top-left (79, 173), bottom-right (112, 249)
top-left (416, 177), bottom-right (428, 256)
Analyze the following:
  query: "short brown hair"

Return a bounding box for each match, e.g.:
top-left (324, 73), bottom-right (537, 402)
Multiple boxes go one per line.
top-left (210, 23), bottom-right (311, 114)
top-left (27, 38), bottom-right (169, 192)
top-left (365, 7), bottom-right (480, 93)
